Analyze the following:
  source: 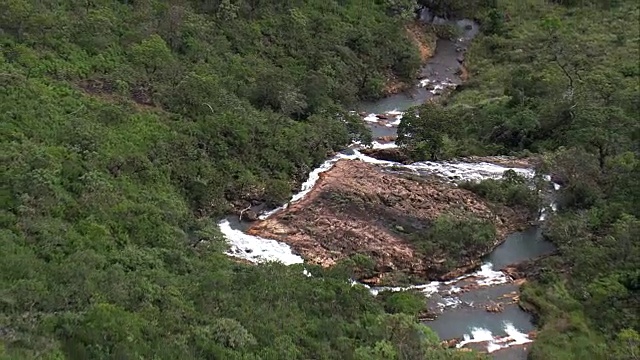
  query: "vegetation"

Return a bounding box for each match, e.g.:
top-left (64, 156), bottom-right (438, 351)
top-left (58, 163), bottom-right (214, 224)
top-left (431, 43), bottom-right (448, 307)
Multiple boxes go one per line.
top-left (409, 215), bottom-right (497, 272)
top-left (1, 0), bottom-right (638, 358)
top-left (0, 0), bottom-right (474, 359)
top-left (460, 170), bottom-right (541, 214)
top-left (401, 0), bottom-right (639, 358)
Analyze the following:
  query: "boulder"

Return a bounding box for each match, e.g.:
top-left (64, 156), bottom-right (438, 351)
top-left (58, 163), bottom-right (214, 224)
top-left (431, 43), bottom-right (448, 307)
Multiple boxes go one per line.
top-left (243, 210), bottom-right (259, 222)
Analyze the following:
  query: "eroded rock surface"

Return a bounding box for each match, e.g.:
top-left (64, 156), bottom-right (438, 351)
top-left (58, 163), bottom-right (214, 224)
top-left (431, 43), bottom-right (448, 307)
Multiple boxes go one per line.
top-left (248, 160), bottom-right (530, 282)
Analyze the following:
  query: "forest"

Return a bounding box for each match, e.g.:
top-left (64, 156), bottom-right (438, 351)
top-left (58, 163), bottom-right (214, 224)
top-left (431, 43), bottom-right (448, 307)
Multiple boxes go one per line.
top-left (0, 0), bottom-right (638, 359)
top-left (0, 0), bottom-right (472, 359)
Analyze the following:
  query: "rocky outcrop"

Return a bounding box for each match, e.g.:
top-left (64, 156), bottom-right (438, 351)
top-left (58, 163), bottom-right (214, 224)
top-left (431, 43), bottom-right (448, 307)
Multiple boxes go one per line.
top-left (406, 22), bottom-right (436, 63)
top-left (248, 160), bottom-right (530, 283)
top-left (382, 23), bottom-right (436, 95)
top-left (376, 135), bottom-right (397, 143)
top-left (360, 147), bottom-right (411, 163)
top-left (501, 253), bottom-right (560, 281)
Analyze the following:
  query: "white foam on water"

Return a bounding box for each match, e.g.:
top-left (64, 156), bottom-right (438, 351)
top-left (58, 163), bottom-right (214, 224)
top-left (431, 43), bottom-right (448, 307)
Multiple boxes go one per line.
top-left (456, 322), bottom-right (533, 353)
top-left (406, 161), bottom-right (535, 183)
top-left (363, 113), bottom-right (379, 122)
top-left (290, 157), bottom-right (339, 204)
top-left (486, 342), bottom-right (503, 353)
top-left (486, 322), bottom-right (534, 353)
top-left (369, 281), bottom-right (441, 297)
top-left (361, 262), bottom-right (512, 300)
top-left (219, 219), bottom-right (304, 265)
top-left (348, 149), bottom-right (398, 165)
top-left (371, 141), bottom-right (399, 149)
top-left (258, 206), bottom-right (286, 220)
top-left (456, 327), bottom-right (495, 349)
top-left (473, 263), bottom-right (510, 286)
top-left (348, 150), bottom-right (535, 185)
top-left (502, 322), bottom-right (533, 346)
top-left (538, 201), bottom-right (559, 221)
top-left (430, 84), bottom-right (444, 94)
top-left (438, 296), bottom-right (462, 308)
top-left (538, 210), bottom-right (547, 221)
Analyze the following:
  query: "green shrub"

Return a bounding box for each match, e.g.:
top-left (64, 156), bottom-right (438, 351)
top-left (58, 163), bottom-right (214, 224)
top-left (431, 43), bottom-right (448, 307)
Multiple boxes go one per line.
top-left (379, 291), bottom-right (426, 316)
top-left (409, 214), bottom-right (497, 271)
top-left (460, 170), bottom-right (540, 213)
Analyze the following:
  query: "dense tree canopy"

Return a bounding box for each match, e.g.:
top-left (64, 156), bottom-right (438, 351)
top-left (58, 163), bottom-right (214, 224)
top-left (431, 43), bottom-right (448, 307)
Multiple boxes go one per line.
top-left (0, 0), bottom-right (479, 359)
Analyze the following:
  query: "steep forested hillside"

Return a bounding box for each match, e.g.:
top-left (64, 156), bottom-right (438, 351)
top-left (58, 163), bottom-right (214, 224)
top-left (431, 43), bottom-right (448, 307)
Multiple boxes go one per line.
top-left (0, 1), bottom-right (479, 359)
top-left (399, 0), bottom-right (640, 358)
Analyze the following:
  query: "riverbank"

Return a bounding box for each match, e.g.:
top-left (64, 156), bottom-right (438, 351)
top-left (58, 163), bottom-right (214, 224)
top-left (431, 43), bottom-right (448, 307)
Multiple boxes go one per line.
top-left (382, 22), bottom-right (438, 95)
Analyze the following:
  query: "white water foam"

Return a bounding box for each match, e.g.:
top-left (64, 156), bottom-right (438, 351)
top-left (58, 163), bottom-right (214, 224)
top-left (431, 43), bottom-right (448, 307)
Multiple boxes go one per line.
top-left (457, 327), bottom-right (495, 349)
top-left (406, 161), bottom-right (535, 183)
top-left (389, 117), bottom-right (402, 126)
top-left (438, 296), bottom-right (463, 309)
top-left (368, 281), bottom-right (441, 297)
top-left (365, 262), bottom-right (510, 300)
top-left (361, 109), bottom-right (404, 127)
top-left (349, 150), bottom-right (534, 185)
top-left (538, 201), bottom-right (560, 221)
top-left (473, 263), bottom-right (510, 286)
top-left (419, 79), bottom-right (457, 94)
top-left (258, 155), bottom-right (345, 219)
top-left (363, 113), bottom-right (379, 123)
top-left (501, 322), bottom-right (534, 347)
top-left (371, 141), bottom-right (399, 149)
top-left (457, 322), bottom-right (533, 353)
top-left (218, 219), bottom-right (304, 265)
top-left (430, 84), bottom-right (444, 94)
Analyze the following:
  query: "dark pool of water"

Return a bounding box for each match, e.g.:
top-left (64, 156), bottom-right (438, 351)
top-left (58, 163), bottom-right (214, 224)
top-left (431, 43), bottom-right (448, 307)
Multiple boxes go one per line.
top-left (486, 227), bottom-right (557, 269)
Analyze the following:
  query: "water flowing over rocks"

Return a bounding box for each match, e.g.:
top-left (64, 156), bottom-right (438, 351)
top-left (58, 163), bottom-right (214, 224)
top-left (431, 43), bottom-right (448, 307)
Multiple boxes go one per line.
top-left (218, 219), bottom-right (303, 265)
top-left (247, 158), bottom-right (532, 282)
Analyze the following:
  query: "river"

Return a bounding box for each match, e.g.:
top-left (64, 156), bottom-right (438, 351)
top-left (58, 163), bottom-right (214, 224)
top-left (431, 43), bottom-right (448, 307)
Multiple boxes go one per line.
top-left (220, 151), bottom-right (558, 358)
top-left (219, 12), bottom-right (558, 359)
top-left (356, 13), bottom-right (557, 358)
